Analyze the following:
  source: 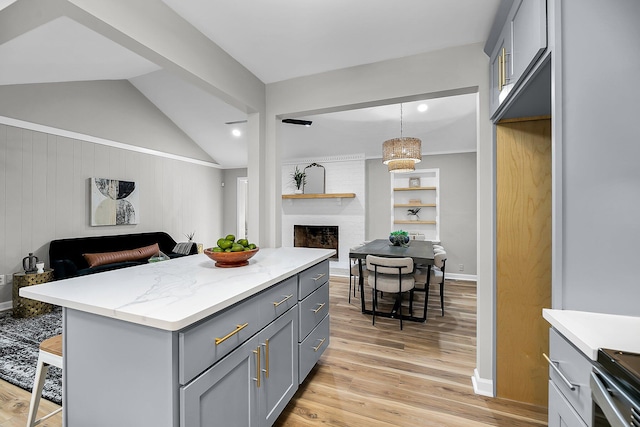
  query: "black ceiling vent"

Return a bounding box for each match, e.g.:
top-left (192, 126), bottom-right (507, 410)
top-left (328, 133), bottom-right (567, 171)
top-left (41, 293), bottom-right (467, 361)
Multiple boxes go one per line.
top-left (282, 118), bottom-right (312, 126)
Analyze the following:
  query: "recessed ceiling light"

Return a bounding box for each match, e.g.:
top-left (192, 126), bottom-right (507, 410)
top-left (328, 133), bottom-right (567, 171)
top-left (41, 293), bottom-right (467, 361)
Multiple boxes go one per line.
top-left (232, 129), bottom-right (241, 137)
top-left (417, 104), bottom-right (428, 112)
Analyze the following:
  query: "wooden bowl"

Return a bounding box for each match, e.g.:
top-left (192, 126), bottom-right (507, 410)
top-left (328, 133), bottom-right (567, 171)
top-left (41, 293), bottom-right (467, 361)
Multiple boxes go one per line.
top-left (204, 247), bottom-right (259, 268)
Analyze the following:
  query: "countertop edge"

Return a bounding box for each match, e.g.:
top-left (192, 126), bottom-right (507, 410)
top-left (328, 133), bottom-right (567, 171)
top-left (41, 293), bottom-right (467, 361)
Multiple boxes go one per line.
top-left (543, 308), bottom-right (640, 360)
top-left (20, 249), bottom-right (335, 331)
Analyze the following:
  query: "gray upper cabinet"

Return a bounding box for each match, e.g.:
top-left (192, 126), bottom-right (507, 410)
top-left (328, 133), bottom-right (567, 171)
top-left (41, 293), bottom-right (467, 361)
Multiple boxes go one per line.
top-left (510, 0), bottom-right (547, 83)
top-left (488, 0), bottom-right (547, 116)
top-left (489, 27), bottom-right (511, 114)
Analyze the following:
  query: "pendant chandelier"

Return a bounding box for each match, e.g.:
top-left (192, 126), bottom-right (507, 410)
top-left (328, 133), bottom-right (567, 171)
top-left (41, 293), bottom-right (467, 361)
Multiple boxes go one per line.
top-left (382, 104), bottom-right (422, 173)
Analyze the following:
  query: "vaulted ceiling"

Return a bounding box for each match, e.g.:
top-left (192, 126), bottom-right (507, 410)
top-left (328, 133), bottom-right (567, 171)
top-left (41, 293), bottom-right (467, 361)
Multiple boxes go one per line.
top-left (0, 0), bottom-right (500, 167)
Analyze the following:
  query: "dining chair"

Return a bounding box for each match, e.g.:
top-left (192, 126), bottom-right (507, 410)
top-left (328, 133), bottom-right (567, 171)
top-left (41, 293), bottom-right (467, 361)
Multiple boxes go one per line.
top-left (366, 255), bottom-right (415, 330)
top-left (349, 244), bottom-right (368, 303)
top-left (430, 251), bottom-right (447, 316)
top-left (413, 249), bottom-right (447, 317)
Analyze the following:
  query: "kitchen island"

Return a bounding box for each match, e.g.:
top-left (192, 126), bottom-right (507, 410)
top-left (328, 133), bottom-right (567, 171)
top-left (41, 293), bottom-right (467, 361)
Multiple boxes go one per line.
top-left (21, 247), bottom-right (334, 427)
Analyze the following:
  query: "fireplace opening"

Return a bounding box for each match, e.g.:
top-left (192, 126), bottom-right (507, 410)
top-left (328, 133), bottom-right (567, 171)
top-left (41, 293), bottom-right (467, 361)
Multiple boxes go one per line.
top-left (294, 225), bottom-right (339, 260)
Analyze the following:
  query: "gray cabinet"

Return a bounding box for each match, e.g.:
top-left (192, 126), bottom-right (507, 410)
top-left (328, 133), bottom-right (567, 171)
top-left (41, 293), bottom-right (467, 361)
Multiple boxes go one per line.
top-left (489, 26), bottom-right (511, 114)
top-left (179, 261), bottom-right (330, 427)
top-left (510, 0), bottom-right (547, 83)
top-left (181, 307), bottom-right (298, 427)
top-left (181, 335), bottom-right (260, 427)
top-left (548, 380), bottom-right (588, 427)
top-left (297, 260), bottom-right (330, 383)
top-left (488, 0), bottom-right (547, 115)
top-left (547, 328), bottom-right (593, 426)
top-left (260, 307), bottom-right (299, 426)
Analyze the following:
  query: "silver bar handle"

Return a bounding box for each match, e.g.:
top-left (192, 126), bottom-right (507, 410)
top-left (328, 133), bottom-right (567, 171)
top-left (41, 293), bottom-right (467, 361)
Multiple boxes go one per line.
top-left (543, 353), bottom-right (577, 391)
top-left (590, 370), bottom-right (628, 427)
top-left (312, 273), bottom-right (326, 282)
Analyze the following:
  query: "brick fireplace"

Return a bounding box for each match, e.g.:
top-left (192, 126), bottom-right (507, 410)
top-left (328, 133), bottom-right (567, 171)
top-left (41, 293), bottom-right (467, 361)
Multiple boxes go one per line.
top-left (294, 225), bottom-right (339, 260)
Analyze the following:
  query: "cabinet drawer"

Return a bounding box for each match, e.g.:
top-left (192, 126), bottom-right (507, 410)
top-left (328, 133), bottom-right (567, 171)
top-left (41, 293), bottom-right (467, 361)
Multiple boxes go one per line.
top-left (298, 281), bottom-right (329, 341)
top-left (549, 328), bottom-right (592, 424)
top-left (299, 314), bottom-right (329, 383)
top-left (179, 297), bottom-right (261, 385)
top-left (258, 276), bottom-right (298, 327)
top-left (298, 260), bottom-right (329, 300)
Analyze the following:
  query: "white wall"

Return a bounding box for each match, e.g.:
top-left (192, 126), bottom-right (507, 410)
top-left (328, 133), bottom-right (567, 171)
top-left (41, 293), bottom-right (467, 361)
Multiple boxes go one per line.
top-left (281, 157), bottom-right (366, 272)
top-left (0, 123), bottom-right (223, 306)
top-left (266, 43), bottom-right (494, 390)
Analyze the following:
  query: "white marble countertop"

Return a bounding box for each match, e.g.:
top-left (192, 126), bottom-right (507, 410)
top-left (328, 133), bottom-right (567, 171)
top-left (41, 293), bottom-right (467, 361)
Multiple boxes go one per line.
top-left (543, 308), bottom-right (640, 360)
top-left (20, 247), bottom-right (334, 331)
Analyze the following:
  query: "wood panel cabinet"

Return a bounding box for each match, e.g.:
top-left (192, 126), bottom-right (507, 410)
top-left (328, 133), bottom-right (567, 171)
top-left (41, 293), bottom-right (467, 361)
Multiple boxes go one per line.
top-left (496, 117), bottom-right (551, 406)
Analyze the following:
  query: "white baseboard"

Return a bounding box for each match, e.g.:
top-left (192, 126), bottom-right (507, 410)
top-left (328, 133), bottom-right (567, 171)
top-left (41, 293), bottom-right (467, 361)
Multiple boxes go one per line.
top-left (0, 301), bottom-right (12, 312)
top-left (471, 368), bottom-right (494, 397)
top-left (443, 272), bottom-right (477, 281)
top-left (330, 268), bottom-right (349, 278)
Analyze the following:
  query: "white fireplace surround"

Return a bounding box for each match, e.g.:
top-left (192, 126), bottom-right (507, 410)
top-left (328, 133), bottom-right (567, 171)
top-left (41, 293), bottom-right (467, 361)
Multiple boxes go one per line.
top-left (282, 155), bottom-right (366, 273)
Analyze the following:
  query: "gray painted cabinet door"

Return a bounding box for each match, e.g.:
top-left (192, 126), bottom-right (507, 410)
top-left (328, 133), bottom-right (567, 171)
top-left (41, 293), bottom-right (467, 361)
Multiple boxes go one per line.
top-left (510, 0), bottom-right (547, 82)
top-left (260, 307), bottom-right (299, 426)
top-left (547, 381), bottom-right (588, 427)
top-left (180, 335), bottom-right (260, 427)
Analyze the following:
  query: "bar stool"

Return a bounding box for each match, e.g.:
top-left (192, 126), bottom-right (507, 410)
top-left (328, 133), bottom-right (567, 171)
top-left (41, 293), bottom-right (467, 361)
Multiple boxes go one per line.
top-left (26, 334), bottom-right (62, 427)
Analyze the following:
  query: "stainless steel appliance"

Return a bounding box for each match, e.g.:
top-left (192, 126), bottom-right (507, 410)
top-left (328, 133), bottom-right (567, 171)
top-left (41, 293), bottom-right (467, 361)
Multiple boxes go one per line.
top-left (592, 348), bottom-right (640, 427)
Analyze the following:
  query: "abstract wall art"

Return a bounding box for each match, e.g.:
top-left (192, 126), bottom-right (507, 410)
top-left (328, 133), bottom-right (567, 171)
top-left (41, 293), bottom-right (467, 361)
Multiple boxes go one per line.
top-left (90, 177), bottom-right (139, 226)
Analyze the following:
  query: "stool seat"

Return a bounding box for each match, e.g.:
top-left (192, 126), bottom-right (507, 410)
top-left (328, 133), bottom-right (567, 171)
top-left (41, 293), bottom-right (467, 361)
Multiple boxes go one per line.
top-left (40, 335), bottom-right (62, 357)
top-left (27, 334), bottom-right (63, 427)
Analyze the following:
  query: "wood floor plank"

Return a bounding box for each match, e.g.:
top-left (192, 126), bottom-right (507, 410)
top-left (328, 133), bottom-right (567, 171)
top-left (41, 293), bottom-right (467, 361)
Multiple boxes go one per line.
top-left (0, 276), bottom-right (547, 426)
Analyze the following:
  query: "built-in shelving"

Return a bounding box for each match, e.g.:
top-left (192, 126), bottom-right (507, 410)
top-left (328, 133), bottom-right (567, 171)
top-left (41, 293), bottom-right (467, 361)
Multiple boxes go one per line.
top-left (391, 170), bottom-right (440, 241)
top-left (394, 220), bottom-right (437, 224)
top-left (393, 203), bottom-right (437, 208)
top-left (393, 186), bottom-right (436, 191)
top-left (282, 193), bottom-right (355, 199)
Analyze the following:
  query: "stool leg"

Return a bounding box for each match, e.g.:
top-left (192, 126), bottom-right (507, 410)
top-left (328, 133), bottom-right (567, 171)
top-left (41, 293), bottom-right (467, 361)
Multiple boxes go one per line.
top-left (26, 354), bottom-right (49, 427)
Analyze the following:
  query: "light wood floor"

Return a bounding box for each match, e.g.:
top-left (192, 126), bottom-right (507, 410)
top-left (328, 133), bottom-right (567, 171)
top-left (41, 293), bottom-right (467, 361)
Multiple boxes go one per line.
top-left (0, 276), bottom-right (547, 426)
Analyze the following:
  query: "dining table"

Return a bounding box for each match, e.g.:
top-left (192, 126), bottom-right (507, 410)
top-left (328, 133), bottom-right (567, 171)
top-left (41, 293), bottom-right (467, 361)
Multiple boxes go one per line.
top-left (349, 239), bottom-right (435, 322)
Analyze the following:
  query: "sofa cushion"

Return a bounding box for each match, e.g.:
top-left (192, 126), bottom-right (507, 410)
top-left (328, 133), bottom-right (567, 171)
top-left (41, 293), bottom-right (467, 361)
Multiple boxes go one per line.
top-left (76, 261), bottom-right (146, 276)
top-left (83, 243), bottom-right (160, 268)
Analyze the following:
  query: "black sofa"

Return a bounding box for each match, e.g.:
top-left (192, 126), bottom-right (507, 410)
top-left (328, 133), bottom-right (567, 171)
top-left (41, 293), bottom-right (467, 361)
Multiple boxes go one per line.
top-left (49, 232), bottom-right (198, 279)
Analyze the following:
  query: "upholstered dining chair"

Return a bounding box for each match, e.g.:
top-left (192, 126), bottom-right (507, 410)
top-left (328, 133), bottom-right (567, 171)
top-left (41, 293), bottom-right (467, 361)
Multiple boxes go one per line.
top-left (413, 249), bottom-right (447, 317)
top-left (349, 244), bottom-right (367, 303)
top-left (366, 255), bottom-right (415, 330)
top-left (430, 251), bottom-right (448, 316)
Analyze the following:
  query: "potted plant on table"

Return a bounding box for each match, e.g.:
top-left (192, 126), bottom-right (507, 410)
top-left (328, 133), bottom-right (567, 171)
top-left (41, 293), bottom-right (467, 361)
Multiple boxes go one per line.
top-left (389, 230), bottom-right (410, 247)
top-left (407, 207), bottom-right (421, 221)
top-left (291, 166), bottom-right (306, 194)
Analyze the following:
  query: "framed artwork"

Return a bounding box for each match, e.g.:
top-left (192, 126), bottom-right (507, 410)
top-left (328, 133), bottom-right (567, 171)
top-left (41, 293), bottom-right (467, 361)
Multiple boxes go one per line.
top-left (90, 177), bottom-right (139, 226)
top-left (409, 177), bottom-right (421, 188)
